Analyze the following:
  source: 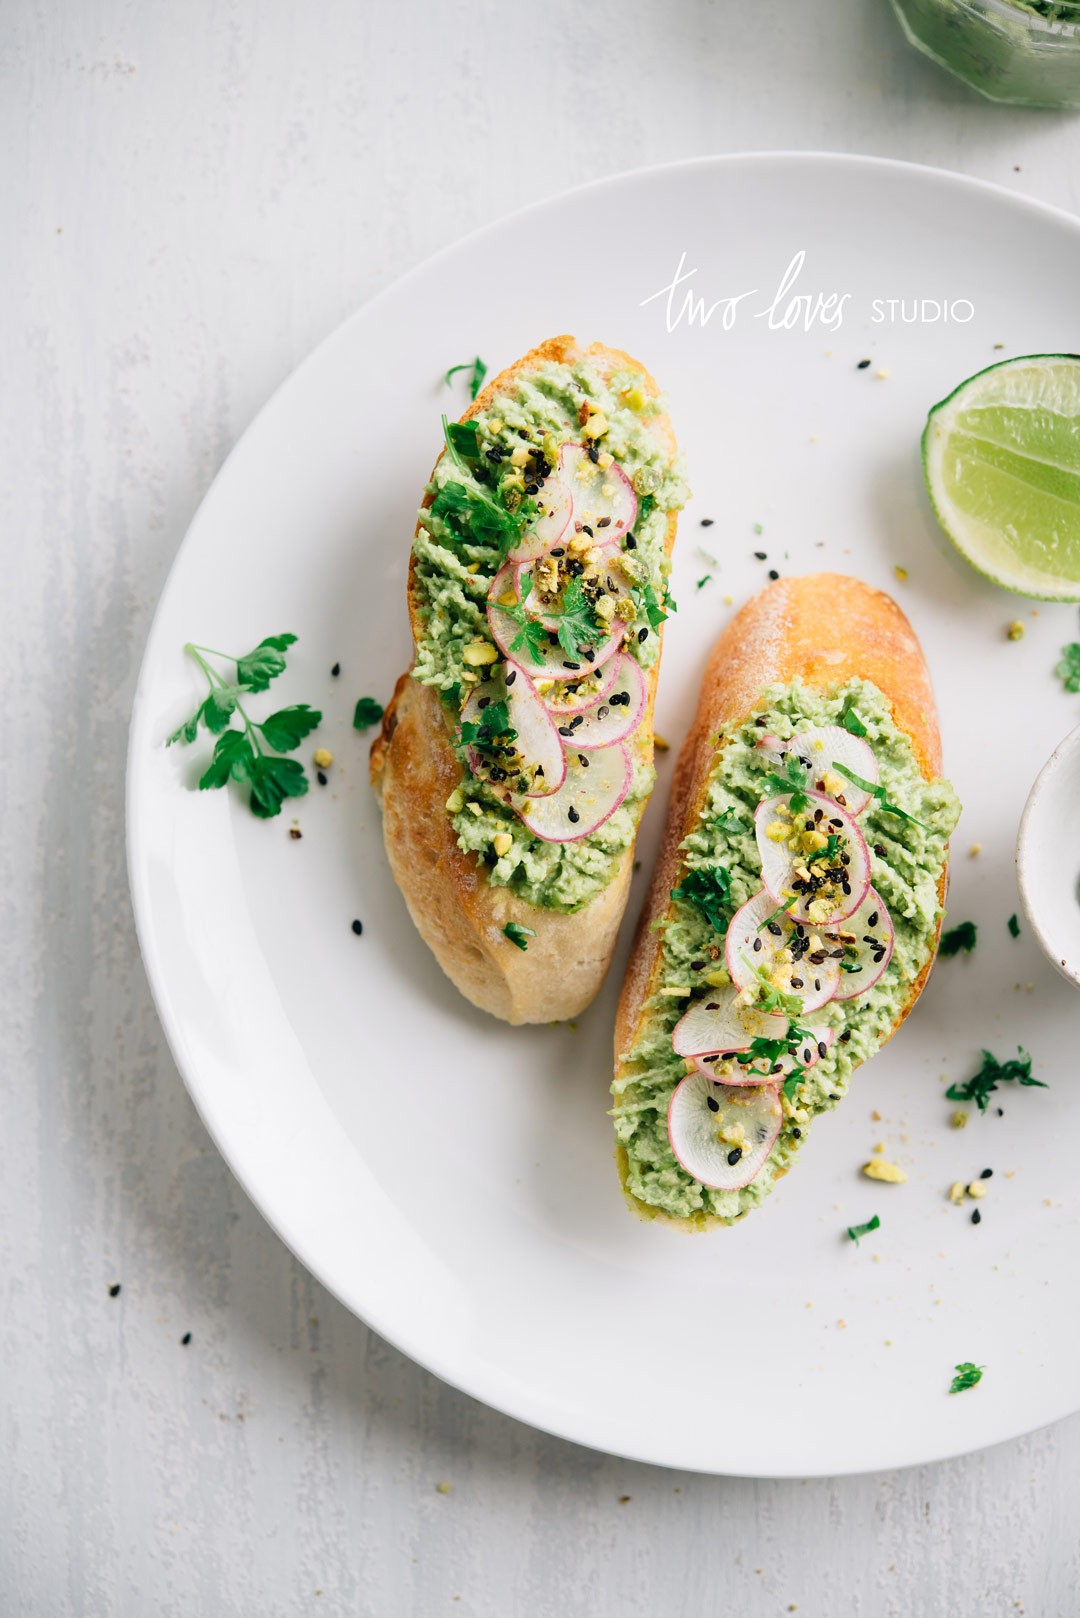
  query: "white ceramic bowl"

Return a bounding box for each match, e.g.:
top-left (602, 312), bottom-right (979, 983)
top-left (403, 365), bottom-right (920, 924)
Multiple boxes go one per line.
top-left (1016, 719), bottom-right (1080, 989)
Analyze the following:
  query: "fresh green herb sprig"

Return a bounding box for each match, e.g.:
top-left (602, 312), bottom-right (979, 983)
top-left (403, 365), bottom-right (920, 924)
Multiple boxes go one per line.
top-left (460, 699), bottom-right (516, 753)
top-left (443, 356), bottom-right (488, 400)
top-left (742, 963), bottom-right (803, 1021)
top-left (940, 920), bottom-right (978, 956)
top-left (1056, 637), bottom-right (1080, 693)
top-left (353, 697), bottom-right (385, 731)
top-left (432, 416), bottom-right (531, 563)
top-left (806, 832), bottom-right (843, 866)
top-left (168, 636), bottom-right (321, 819)
top-left (504, 605), bottom-right (550, 664)
top-left (840, 697), bottom-right (868, 738)
top-left (670, 863), bottom-right (732, 930)
top-left (764, 753), bottom-right (811, 815)
top-left (1008, 913), bottom-right (1021, 939)
top-left (555, 575), bottom-right (603, 660)
top-left (832, 762), bottom-right (929, 829)
top-left (712, 807), bottom-right (749, 836)
top-left (847, 1214), bottom-right (880, 1246)
top-left (503, 921), bottom-right (536, 951)
top-left (949, 1362), bottom-right (984, 1394)
top-left (696, 575), bottom-right (713, 591)
top-left (781, 1065), bottom-right (806, 1102)
top-left (946, 1046), bottom-right (1045, 1113)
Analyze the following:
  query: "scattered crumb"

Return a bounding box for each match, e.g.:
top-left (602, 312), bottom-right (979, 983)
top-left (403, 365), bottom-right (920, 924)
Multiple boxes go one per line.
top-left (871, 1110), bottom-right (882, 1121)
top-left (1007, 621), bottom-right (1025, 642)
top-left (436, 1481), bottom-right (452, 1495)
top-left (894, 565), bottom-right (908, 581)
top-left (289, 827), bottom-right (302, 840)
top-left (873, 1141), bottom-right (885, 1154)
top-left (967, 1181), bottom-right (988, 1200)
top-left (618, 1495), bottom-right (631, 1505)
top-left (949, 1181), bottom-right (966, 1204)
top-left (863, 1158), bottom-right (907, 1183)
top-left (951, 1110), bottom-right (968, 1129)
top-left (837, 1320), bottom-right (847, 1330)
top-left (969, 843), bottom-right (981, 856)
top-left (654, 735), bottom-right (670, 752)
top-left (876, 367), bottom-right (891, 380)
top-left (313, 747), bottom-right (333, 768)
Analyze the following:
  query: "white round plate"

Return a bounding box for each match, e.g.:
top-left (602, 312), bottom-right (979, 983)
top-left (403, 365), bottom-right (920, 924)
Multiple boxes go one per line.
top-left (129, 154), bottom-right (1080, 1477)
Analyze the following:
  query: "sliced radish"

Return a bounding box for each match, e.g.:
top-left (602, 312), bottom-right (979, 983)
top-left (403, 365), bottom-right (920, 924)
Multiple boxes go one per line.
top-left (755, 791), bottom-right (871, 926)
top-left (667, 1073), bottom-right (782, 1192)
top-left (539, 657), bottom-right (622, 717)
top-left (560, 443), bottom-right (637, 543)
top-left (486, 560), bottom-right (519, 610)
top-left (554, 653), bottom-right (646, 751)
top-left (672, 982), bottom-right (787, 1060)
top-left (515, 546), bottom-right (632, 639)
top-left (487, 600), bottom-right (625, 682)
top-left (693, 1019), bottom-right (836, 1086)
top-left (756, 726), bottom-right (878, 816)
top-left (725, 888), bottom-right (841, 1014)
top-left (824, 887), bottom-right (895, 1001)
top-left (460, 670), bottom-right (566, 798)
top-left (509, 474), bottom-right (572, 563)
top-left (514, 741), bottom-right (631, 842)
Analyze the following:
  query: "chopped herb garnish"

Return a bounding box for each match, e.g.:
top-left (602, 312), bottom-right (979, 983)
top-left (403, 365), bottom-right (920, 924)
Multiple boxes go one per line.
top-left (832, 762), bottom-right (929, 828)
top-left (503, 921), bottom-right (536, 951)
top-left (839, 697), bottom-right (868, 738)
top-left (1008, 913), bottom-right (1021, 939)
top-left (443, 356), bottom-right (487, 400)
top-left (445, 419), bottom-right (481, 463)
top-left (555, 575), bottom-right (603, 659)
top-left (949, 1362), bottom-right (985, 1394)
top-left (806, 832), bottom-right (843, 866)
top-left (460, 698), bottom-right (516, 753)
top-left (636, 579), bottom-right (671, 632)
top-left (946, 1046), bottom-right (1045, 1113)
top-left (712, 807), bottom-right (749, 836)
top-left (697, 546), bottom-right (718, 567)
top-left (504, 605), bottom-right (550, 664)
top-left (670, 863), bottom-right (732, 930)
top-left (753, 522), bottom-right (763, 535)
top-left (167, 637), bottom-right (321, 819)
top-left (781, 1065), bottom-right (806, 1102)
top-left (847, 1214), bottom-right (880, 1246)
top-left (353, 696), bottom-right (385, 731)
top-left (940, 920), bottom-right (978, 956)
top-left (1056, 638), bottom-right (1080, 693)
top-left (696, 575), bottom-right (712, 590)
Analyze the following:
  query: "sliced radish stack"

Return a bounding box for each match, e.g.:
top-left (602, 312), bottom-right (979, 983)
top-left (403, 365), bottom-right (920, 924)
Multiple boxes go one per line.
top-left (554, 653), bottom-right (646, 750)
top-left (755, 791), bottom-right (871, 925)
top-left (824, 887), bottom-right (895, 1000)
top-left (693, 1020), bottom-right (836, 1085)
top-left (560, 443), bottom-right (637, 543)
top-left (514, 741), bottom-right (632, 842)
top-left (724, 888), bottom-right (841, 1014)
top-left (672, 982), bottom-right (787, 1061)
top-left (514, 546), bottom-right (633, 634)
top-left (509, 474), bottom-right (572, 563)
top-left (667, 1073), bottom-right (782, 1192)
top-left (756, 726), bottom-right (878, 816)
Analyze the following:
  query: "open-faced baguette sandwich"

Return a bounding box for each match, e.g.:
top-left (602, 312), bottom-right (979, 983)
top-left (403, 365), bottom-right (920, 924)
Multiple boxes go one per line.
top-left (371, 336), bottom-right (687, 1024)
top-left (613, 574), bottom-right (961, 1227)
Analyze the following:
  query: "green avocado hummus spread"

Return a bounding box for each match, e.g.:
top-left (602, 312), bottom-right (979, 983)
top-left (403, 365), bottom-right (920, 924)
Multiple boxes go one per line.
top-left (613, 678), bottom-right (961, 1225)
top-left (411, 359), bottom-right (688, 912)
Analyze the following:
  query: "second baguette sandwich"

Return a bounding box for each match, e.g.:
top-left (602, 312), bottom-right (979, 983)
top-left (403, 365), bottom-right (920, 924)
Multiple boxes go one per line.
top-left (613, 574), bottom-right (961, 1228)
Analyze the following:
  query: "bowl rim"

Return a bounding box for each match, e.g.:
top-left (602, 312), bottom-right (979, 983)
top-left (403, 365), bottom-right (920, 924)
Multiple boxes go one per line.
top-left (1016, 717), bottom-right (1080, 989)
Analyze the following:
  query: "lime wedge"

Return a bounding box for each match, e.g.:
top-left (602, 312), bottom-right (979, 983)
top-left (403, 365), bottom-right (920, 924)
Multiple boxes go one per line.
top-left (922, 354), bottom-right (1080, 600)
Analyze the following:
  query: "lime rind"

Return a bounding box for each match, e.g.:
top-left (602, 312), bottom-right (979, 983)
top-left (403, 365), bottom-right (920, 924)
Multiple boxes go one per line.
top-left (922, 353), bottom-right (1080, 602)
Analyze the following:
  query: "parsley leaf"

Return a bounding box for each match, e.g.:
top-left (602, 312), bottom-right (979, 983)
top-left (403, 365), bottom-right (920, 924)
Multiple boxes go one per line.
top-left (445, 419), bottom-right (481, 463)
top-left (940, 920), bottom-right (978, 956)
top-left (847, 1214), bottom-right (880, 1246)
top-left (946, 1046), bottom-right (1046, 1113)
top-left (712, 807), bottom-right (749, 835)
top-left (353, 697), bottom-right (385, 731)
top-left (170, 637), bottom-right (320, 818)
top-left (781, 1065), bottom-right (806, 1101)
top-left (443, 356), bottom-right (487, 400)
top-left (636, 580), bottom-right (670, 632)
top-left (504, 606), bottom-right (550, 664)
top-left (840, 697), bottom-right (868, 738)
top-left (430, 477), bottom-right (523, 561)
top-left (832, 762), bottom-right (929, 828)
top-left (949, 1362), bottom-right (985, 1395)
top-left (696, 574), bottom-right (712, 590)
top-left (259, 705), bottom-right (322, 752)
top-left (764, 752), bottom-right (810, 815)
top-left (460, 699), bottom-right (516, 755)
top-left (235, 634), bottom-right (297, 693)
top-left (556, 576), bottom-right (601, 659)
top-left (1057, 641), bottom-right (1080, 693)
top-left (1008, 913), bottom-right (1021, 939)
top-left (669, 864), bottom-right (732, 931)
top-left (502, 921), bottom-right (536, 951)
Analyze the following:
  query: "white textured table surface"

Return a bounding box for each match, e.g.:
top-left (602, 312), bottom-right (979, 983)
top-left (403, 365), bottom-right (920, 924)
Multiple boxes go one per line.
top-left (5, 3), bottom-right (1080, 1612)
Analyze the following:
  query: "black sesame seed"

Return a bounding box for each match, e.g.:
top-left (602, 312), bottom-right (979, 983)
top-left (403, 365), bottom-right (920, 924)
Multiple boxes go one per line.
top-left (351, 919), bottom-right (363, 936)
top-left (569, 715), bottom-right (584, 729)
top-left (582, 525), bottom-right (593, 538)
top-left (567, 806), bottom-right (580, 823)
top-left (587, 446), bottom-right (600, 464)
top-left (874, 843), bottom-right (887, 858)
top-left (706, 1095), bottom-right (720, 1113)
top-left (754, 550), bottom-right (767, 561)
top-left (706, 1002), bottom-right (719, 1011)
top-left (700, 518), bottom-right (714, 527)
top-left (597, 516), bottom-right (611, 528)
top-left (625, 534), bottom-right (637, 549)
top-left (980, 1167), bottom-right (993, 1179)
top-left (840, 1029), bottom-right (852, 1042)
top-left (768, 570), bottom-right (779, 581)
top-left (317, 770), bottom-right (328, 786)
top-left (818, 1042), bottom-right (827, 1058)
top-left (753, 937), bottom-right (763, 952)
top-left (857, 358), bottom-right (871, 369)
top-left (868, 911), bottom-right (879, 927)
top-left (792, 1128), bottom-right (802, 1139)
top-left (558, 726), bottom-right (573, 737)
top-left (971, 1208), bottom-right (982, 1225)
top-left (506, 669), bottom-right (517, 686)
top-left (690, 960), bottom-right (706, 972)
top-left (181, 1332), bottom-right (192, 1346)
top-left (829, 1093), bottom-right (839, 1101)
top-left (331, 662), bottom-right (341, 677)
top-left (108, 1283), bottom-right (121, 1298)
top-left (767, 922), bottom-right (782, 937)
top-left (597, 705), bottom-right (609, 718)
top-left (997, 1107), bottom-right (1004, 1116)
top-left (638, 627), bottom-right (649, 643)
top-left (563, 661), bottom-right (581, 670)
top-left (727, 1147), bottom-right (743, 1166)
top-left (791, 977), bottom-right (804, 989)
top-left (578, 754), bottom-right (589, 767)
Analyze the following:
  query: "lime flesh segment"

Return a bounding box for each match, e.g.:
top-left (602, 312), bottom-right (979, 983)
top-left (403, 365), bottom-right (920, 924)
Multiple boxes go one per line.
top-left (922, 355), bottom-right (1080, 600)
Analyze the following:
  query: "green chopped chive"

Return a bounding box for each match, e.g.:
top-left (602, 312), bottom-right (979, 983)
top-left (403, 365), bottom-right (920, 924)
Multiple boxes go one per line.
top-left (949, 1362), bottom-right (984, 1394)
top-left (945, 1046), bottom-right (1045, 1113)
top-left (502, 921), bottom-right (536, 951)
top-left (847, 1214), bottom-right (880, 1246)
top-left (443, 356), bottom-right (488, 400)
top-left (940, 920), bottom-right (977, 956)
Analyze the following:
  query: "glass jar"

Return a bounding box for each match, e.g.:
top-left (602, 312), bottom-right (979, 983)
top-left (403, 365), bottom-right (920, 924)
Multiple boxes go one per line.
top-left (890, 0), bottom-right (1080, 106)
